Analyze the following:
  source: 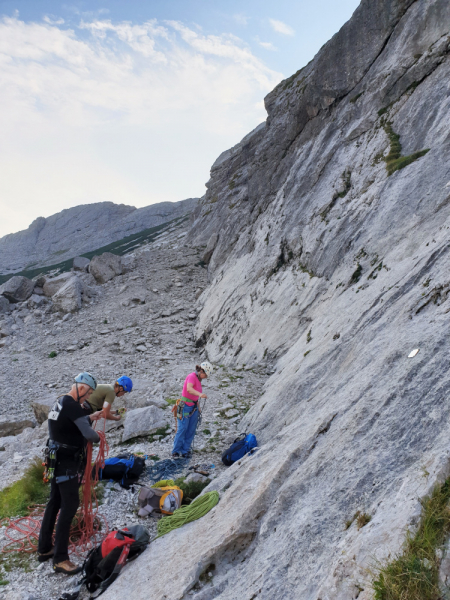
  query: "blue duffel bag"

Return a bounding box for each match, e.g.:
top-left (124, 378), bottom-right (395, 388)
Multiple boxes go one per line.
top-left (221, 433), bottom-right (258, 466)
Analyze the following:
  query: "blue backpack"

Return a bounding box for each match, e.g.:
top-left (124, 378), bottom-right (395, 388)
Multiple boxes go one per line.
top-left (221, 433), bottom-right (258, 466)
top-left (95, 453), bottom-right (146, 489)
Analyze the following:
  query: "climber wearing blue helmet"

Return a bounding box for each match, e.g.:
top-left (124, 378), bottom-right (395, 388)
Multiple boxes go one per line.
top-left (85, 375), bottom-right (133, 422)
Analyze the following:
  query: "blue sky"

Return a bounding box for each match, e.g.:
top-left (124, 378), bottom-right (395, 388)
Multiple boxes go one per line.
top-left (0, 0), bottom-right (360, 235)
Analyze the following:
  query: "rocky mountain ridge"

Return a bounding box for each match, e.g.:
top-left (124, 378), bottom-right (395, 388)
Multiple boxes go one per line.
top-left (0, 198), bottom-right (197, 274)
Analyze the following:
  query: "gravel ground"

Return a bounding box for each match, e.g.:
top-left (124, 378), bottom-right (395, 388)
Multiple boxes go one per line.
top-left (0, 222), bottom-right (268, 600)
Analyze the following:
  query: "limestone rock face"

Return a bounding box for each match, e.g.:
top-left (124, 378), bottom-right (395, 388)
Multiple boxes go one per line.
top-left (0, 276), bottom-right (34, 303)
top-left (52, 277), bottom-right (84, 313)
top-left (202, 233), bottom-right (219, 264)
top-left (121, 406), bottom-right (167, 442)
top-left (0, 198), bottom-right (197, 273)
top-left (102, 1), bottom-right (450, 599)
top-left (89, 252), bottom-right (123, 284)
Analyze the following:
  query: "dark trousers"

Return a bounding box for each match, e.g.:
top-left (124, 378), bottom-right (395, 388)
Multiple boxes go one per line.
top-left (38, 475), bottom-right (80, 564)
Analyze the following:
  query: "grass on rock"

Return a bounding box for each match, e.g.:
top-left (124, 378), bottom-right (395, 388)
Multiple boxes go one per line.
top-left (174, 477), bottom-right (211, 505)
top-left (372, 479), bottom-right (450, 600)
top-left (383, 121), bottom-right (429, 176)
top-left (0, 458), bottom-right (49, 519)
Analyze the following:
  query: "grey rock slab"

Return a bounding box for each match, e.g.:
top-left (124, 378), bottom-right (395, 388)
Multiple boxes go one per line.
top-left (0, 276), bottom-right (34, 303)
top-left (0, 418), bottom-right (35, 437)
top-left (27, 294), bottom-right (47, 308)
top-left (202, 232), bottom-right (219, 264)
top-left (43, 272), bottom-right (73, 297)
top-left (224, 409), bottom-right (239, 418)
top-left (145, 397), bottom-right (168, 409)
top-left (31, 398), bottom-right (56, 425)
top-left (73, 256), bottom-right (90, 271)
top-left (184, 472), bottom-right (208, 484)
top-left (89, 252), bottom-right (123, 284)
top-left (121, 254), bottom-right (137, 273)
top-left (121, 406), bottom-right (168, 442)
top-left (0, 296), bottom-right (11, 314)
top-left (52, 276), bottom-right (84, 313)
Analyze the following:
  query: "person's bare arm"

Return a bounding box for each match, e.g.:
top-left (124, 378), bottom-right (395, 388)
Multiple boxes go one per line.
top-left (186, 383), bottom-right (206, 399)
top-left (103, 402), bottom-right (121, 421)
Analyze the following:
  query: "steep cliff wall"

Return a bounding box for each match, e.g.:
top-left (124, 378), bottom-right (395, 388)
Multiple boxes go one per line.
top-left (104, 1), bottom-right (450, 599)
top-left (0, 198), bottom-right (197, 273)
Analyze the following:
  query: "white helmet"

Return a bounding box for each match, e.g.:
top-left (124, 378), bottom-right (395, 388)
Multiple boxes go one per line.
top-left (200, 361), bottom-right (213, 377)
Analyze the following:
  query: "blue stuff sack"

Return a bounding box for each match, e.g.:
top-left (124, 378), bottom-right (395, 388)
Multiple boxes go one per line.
top-left (95, 453), bottom-right (145, 489)
top-left (221, 433), bottom-right (258, 466)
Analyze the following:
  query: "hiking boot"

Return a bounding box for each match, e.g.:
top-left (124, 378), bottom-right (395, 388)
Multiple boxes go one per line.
top-left (182, 452), bottom-right (192, 458)
top-left (38, 547), bottom-right (54, 562)
top-left (171, 452), bottom-right (180, 458)
top-left (53, 560), bottom-right (82, 575)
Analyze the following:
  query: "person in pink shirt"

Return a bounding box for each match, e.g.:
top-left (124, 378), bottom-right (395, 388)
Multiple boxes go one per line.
top-left (172, 361), bottom-right (213, 458)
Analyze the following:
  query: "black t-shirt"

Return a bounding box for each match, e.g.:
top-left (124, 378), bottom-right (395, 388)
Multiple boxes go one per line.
top-left (48, 395), bottom-right (88, 451)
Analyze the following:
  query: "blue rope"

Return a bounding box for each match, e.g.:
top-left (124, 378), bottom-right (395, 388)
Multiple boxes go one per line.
top-left (145, 458), bottom-right (190, 484)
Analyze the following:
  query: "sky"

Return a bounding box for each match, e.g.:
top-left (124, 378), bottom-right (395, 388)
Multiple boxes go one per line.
top-left (0, 0), bottom-right (361, 236)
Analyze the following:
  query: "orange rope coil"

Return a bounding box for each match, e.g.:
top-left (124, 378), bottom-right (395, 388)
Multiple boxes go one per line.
top-left (2, 426), bottom-right (110, 556)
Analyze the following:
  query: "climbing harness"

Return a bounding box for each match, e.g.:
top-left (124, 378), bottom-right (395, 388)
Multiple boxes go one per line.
top-left (157, 491), bottom-right (220, 537)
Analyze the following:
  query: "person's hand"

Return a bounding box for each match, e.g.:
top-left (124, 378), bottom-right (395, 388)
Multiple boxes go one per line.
top-left (200, 393), bottom-right (207, 399)
top-left (90, 410), bottom-right (104, 421)
top-left (114, 413), bottom-right (122, 421)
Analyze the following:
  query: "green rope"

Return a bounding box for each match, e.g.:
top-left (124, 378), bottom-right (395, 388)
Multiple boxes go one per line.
top-left (152, 479), bottom-right (175, 488)
top-left (157, 491), bottom-right (219, 538)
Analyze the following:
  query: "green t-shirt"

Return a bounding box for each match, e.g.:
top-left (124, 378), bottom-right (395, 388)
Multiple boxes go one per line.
top-left (88, 383), bottom-right (116, 412)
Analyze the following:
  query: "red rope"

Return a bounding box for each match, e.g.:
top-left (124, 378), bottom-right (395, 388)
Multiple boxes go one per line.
top-left (2, 427), bottom-right (110, 556)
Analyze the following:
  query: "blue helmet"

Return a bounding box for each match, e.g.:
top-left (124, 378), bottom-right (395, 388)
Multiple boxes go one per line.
top-left (75, 372), bottom-right (97, 390)
top-left (117, 376), bottom-right (133, 393)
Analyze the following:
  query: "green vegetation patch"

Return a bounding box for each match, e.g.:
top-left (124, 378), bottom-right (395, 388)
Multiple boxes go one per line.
top-left (372, 479), bottom-right (450, 600)
top-left (350, 263), bottom-right (363, 285)
top-left (383, 121), bottom-right (429, 176)
top-left (0, 458), bottom-right (49, 519)
top-left (165, 397), bottom-right (178, 406)
top-left (174, 477), bottom-right (211, 505)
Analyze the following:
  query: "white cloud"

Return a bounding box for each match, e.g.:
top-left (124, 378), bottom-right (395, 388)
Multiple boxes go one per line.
top-left (269, 18), bottom-right (295, 36)
top-left (259, 41), bottom-right (277, 51)
top-left (0, 16), bottom-right (282, 236)
top-left (233, 14), bottom-right (249, 26)
top-left (43, 15), bottom-right (65, 25)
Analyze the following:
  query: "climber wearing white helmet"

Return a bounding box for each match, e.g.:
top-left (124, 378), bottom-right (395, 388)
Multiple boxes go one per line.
top-left (172, 361), bottom-right (213, 458)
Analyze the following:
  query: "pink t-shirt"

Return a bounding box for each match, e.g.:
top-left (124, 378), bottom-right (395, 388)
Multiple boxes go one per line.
top-left (182, 372), bottom-right (202, 405)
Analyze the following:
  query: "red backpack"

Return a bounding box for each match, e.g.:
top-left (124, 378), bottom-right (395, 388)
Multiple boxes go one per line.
top-left (83, 526), bottom-right (150, 594)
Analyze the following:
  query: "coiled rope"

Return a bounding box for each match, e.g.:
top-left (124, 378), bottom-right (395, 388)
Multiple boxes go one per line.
top-left (145, 458), bottom-right (190, 484)
top-left (156, 491), bottom-right (219, 538)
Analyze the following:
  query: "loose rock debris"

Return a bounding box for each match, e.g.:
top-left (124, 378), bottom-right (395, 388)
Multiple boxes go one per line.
top-left (0, 221), bottom-right (268, 600)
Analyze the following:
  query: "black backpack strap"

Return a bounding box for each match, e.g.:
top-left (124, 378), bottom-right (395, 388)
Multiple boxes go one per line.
top-left (97, 545), bottom-right (131, 595)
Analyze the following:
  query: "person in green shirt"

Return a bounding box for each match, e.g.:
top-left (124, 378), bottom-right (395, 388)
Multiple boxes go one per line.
top-left (85, 376), bottom-right (133, 421)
